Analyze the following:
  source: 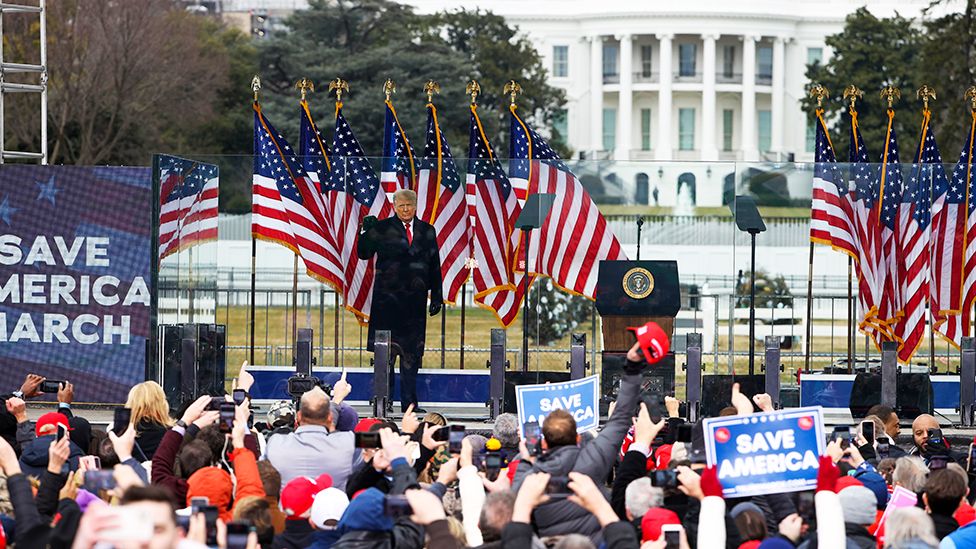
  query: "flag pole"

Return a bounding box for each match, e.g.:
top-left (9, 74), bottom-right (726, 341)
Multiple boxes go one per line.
top-left (917, 85), bottom-right (938, 371)
top-left (249, 75), bottom-right (261, 366)
top-left (805, 84), bottom-right (828, 373)
top-left (844, 84), bottom-right (864, 372)
top-left (290, 79), bottom-right (315, 355)
top-left (461, 82), bottom-right (480, 372)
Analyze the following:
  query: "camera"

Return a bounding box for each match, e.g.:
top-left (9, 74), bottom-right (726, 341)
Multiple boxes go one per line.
top-left (286, 374), bottom-right (330, 400)
top-left (40, 380), bottom-right (66, 393)
top-left (651, 469), bottom-right (679, 489)
top-left (484, 451), bottom-right (502, 481)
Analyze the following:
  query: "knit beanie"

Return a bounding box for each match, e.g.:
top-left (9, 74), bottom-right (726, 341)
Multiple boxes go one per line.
top-left (839, 485), bottom-right (878, 525)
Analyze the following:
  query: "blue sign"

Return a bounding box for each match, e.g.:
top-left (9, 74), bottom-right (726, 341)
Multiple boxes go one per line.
top-left (703, 406), bottom-right (826, 498)
top-left (515, 375), bottom-right (600, 436)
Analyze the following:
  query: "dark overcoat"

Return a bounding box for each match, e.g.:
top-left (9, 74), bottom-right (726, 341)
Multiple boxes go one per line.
top-left (357, 216), bottom-right (442, 356)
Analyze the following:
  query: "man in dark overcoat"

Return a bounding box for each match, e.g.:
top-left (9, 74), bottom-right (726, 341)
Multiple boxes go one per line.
top-left (357, 188), bottom-right (442, 412)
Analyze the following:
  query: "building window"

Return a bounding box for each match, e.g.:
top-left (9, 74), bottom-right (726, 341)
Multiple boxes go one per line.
top-left (641, 108), bottom-right (652, 150)
top-left (806, 120), bottom-right (816, 153)
top-left (679, 43), bottom-right (696, 77)
top-left (757, 46), bottom-right (773, 80)
top-left (679, 108), bottom-right (695, 150)
top-left (552, 45), bottom-right (569, 77)
top-left (758, 110), bottom-right (772, 152)
top-left (553, 109), bottom-right (568, 141)
top-left (603, 44), bottom-right (618, 78)
top-left (640, 45), bottom-right (653, 77)
top-left (603, 108), bottom-right (616, 151)
top-left (722, 109), bottom-right (734, 151)
top-left (722, 45), bottom-right (735, 78)
top-left (807, 47), bottom-right (823, 66)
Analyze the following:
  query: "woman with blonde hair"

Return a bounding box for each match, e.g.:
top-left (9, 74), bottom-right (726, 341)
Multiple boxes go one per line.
top-left (124, 381), bottom-right (175, 460)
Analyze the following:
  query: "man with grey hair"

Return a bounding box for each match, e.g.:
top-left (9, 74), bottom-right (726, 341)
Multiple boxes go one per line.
top-left (359, 188), bottom-right (443, 412)
top-left (624, 477), bottom-right (663, 522)
top-left (264, 386), bottom-right (362, 490)
top-left (892, 455), bottom-right (929, 494)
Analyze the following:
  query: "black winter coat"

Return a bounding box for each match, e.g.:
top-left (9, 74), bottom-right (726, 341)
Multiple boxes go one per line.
top-left (357, 216), bottom-right (442, 356)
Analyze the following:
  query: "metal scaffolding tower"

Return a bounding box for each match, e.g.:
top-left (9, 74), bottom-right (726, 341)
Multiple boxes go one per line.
top-left (0, 0), bottom-right (47, 164)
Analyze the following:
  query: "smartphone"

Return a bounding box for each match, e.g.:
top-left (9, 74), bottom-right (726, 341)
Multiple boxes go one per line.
top-left (545, 475), bottom-right (571, 498)
top-left (524, 421), bottom-right (542, 457)
top-left (40, 380), bottom-right (65, 393)
top-left (225, 521), bottom-right (252, 549)
top-left (928, 428), bottom-right (946, 448)
top-left (190, 497), bottom-right (210, 514)
top-left (969, 443), bottom-right (976, 475)
top-left (877, 440), bottom-right (891, 459)
top-left (355, 431), bottom-right (382, 448)
top-left (859, 421), bottom-right (875, 445)
top-left (82, 470), bottom-right (117, 492)
top-left (797, 491), bottom-right (816, 526)
top-left (219, 401), bottom-right (236, 434)
top-left (662, 524), bottom-right (682, 549)
top-left (651, 469), bottom-right (678, 489)
top-left (448, 425), bottom-right (466, 454)
top-left (484, 452), bottom-right (502, 481)
top-left (113, 407), bottom-right (131, 436)
top-left (79, 455), bottom-right (101, 470)
top-left (431, 424), bottom-right (449, 442)
top-left (232, 389), bottom-right (247, 406)
top-left (675, 423), bottom-right (694, 443)
top-left (383, 495), bottom-right (412, 518)
top-left (97, 506), bottom-right (153, 543)
top-left (200, 505), bottom-right (219, 546)
top-left (206, 397), bottom-right (224, 412)
top-left (831, 426), bottom-right (852, 449)
top-left (56, 424), bottom-right (67, 442)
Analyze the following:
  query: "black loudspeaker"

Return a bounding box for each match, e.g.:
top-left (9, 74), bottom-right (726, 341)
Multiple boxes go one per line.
top-left (848, 372), bottom-right (933, 420)
top-left (503, 371), bottom-right (570, 414)
top-left (599, 352), bottom-right (676, 416)
top-left (160, 325), bottom-right (182, 408)
top-left (700, 375), bottom-right (765, 418)
top-left (196, 324), bottom-right (226, 397)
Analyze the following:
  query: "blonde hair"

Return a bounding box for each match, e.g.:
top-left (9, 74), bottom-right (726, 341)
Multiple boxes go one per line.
top-left (125, 381), bottom-right (174, 427)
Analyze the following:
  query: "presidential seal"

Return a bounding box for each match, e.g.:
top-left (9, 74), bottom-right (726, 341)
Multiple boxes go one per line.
top-left (622, 267), bottom-right (654, 299)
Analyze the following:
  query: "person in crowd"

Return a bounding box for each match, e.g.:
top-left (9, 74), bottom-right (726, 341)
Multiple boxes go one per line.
top-left (732, 502), bottom-right (769, 548)
top-left (511, 340), bottom-right (648, 540)
top-left (257, 460), bottom-right (287, 534)
top-left (492, 413), bottom-right (521, 464)
top-left (306, 487), bottom-right (349, 549)
top-left (923, 468), bottom-right (966, 539)
top-left (893, 456), bottom-right (931, 495)
top-left (909, 415), bottom-right (962, 465)
top-left (883, 506), bottom-right (939, 548)
top-left (124, 381), bottom-right (175, 461)
top-left (265, 386), bottom-right (362, 491)
top-left (866, 405), bottom-right (902, 442)
top-left (17, 411), bottom-right (83, 478)
top-left (274, 475), bottom-right (331, 549)
top-left (151, 394), bottom-right (221, 502)
top-left (233, 496), bottom-right (277, 548)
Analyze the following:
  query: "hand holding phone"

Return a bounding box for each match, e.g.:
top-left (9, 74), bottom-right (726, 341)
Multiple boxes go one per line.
top-left (226, 521), bottom-right (253, 549)
top-left (113, 407), bottom-right (132, 436)
top-left (448, 425), bottom-right (466, 454)
top-left (383, 495), bottom-right (412, 518)
top-left (232, 389), bottom-right (247, 406)
top-left (355, 431), bottom-right (382, 449)
top-left (859, 420), bottom-right (875, 445)
top-left (662, 524), bottom-right (683, 549)
top-left (219, 401), bottom-right (236, 434)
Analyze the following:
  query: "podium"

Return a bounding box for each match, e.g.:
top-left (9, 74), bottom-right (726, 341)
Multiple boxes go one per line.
top-left (596, 260), bottom-right (680, 415)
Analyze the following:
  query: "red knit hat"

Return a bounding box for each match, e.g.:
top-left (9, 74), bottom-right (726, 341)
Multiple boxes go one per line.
top-left (354, 418), bottom-right (383, 433)
top-left (641, 507), bottom-right (681, 542)
top-left (35, 412), bottom-right (71, 437)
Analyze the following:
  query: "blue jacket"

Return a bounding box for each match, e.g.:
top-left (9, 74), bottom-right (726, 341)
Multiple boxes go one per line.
top-left (941, 520), bottom-right (976, 549)
top-left (17, 435), bottom-right (83, 479)
top-left (306, 529), bottom-right (342, 549)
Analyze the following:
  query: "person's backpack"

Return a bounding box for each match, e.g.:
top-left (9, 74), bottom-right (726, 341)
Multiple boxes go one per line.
top-left (330, 530), bottom-right (394, 549)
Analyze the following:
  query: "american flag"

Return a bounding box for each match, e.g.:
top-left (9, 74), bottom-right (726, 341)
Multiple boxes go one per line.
top-left (895, 113), bottom-right (939, 362)
top-left (508, 105), bottom-right (626, 298)
top-left (936, 115), bottom-right (976, 346)
top-left (467, 104), bottom-right (526, 327)
top-left (877, 111), bottom-right (905, 334)
top-left (417, 103), bottom-right (470, 304)
top-left (331, 105), bottom-right (392, 321)
top-left (848, 110), bottom-right (888, 344)
top-left (380, 100), bottom-right (416, 204)
top-left (809, 111), bottom-right (857, 259)
top-left (157, 154), bottom-right (218, 263)
top-left (251, 102), bottom-right (343, 291)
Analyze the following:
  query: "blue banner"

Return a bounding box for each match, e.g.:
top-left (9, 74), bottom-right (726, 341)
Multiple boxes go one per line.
top-left (703, 406), bottom-right (826, 498)
top-left (0, 166), bottom-right (152, 403)
top-left (515, 375), bottom-right (599, 436)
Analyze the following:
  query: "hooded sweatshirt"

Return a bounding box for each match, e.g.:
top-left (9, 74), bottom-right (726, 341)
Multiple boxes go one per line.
top-left (331, 488), bottom-right (423, 549)
top-left (17, 436), bottom-right (83, 479)
top-left (185, 447), bottom-right (265, 522)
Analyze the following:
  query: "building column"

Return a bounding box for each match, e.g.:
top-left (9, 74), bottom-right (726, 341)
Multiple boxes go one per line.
top-left (701, 34), bottom-right (719, 161)
top-left (589, 35), bottom-right (604, 154)
top-left (741, 35), bottom-right (759, 162)
top-left (771, 36), bottom-right (786, 159)
top-left (655, 33), bottom-right (673, 161)
top-left (615, 34), bottom-right (633, 160)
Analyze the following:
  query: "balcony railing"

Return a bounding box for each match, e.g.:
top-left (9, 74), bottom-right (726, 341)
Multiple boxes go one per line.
top-left (716, 72), bottom-right (743, 84)
top-left (603, 73), bottom-right (620, 84)
top-left (633, 71), bottom-right (658, 83)
top-left (756, 73), bottom-right (773, 85)
top-left (673, 71), bottom-right (702, 83)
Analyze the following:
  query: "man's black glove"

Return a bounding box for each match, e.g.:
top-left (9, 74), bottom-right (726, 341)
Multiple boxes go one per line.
top-left (429, 301), bottom-right (442, 317)
top-left (361, 215), bottom-right (378, 233)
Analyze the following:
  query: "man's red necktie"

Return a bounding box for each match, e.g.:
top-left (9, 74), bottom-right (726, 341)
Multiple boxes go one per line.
top-left (405, 222), bottom-right (412, 245)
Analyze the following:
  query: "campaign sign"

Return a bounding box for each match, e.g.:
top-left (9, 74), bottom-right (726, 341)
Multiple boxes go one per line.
top-left (703, 406), bottom-right (826, 498)
top-left (515, 375), bottom-right (600, 436)
top-left (0, 166), bottom-right (153, 403)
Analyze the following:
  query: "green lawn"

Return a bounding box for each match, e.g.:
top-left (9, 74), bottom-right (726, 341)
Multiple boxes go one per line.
top-left (597, 205), bottom-right (810, 218)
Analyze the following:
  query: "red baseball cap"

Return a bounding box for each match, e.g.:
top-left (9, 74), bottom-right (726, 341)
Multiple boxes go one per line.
top-left (280, 476), bottom-right (328, 518)
top-left (35, 412), bottom-right (72, 437)
top-left (627, 321), bottom-right (670, 364)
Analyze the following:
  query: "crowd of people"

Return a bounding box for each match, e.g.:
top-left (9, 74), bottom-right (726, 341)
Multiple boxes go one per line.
top-left (0, 343), bottom-right (975, 549)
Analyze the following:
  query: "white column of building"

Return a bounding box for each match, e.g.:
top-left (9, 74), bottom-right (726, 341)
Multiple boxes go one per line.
top-left (615, 34), bottom-right (633, 160)
top-left (589, 35), bottom-right (604, 154)
top-left (771, 36), bottom-right (786, 158)
top-left (741, 35), bottom-right (759, 162)
top-left (656, 33), bottom-right (673, 161)
top-left (701, 34), bottom-right (718, 161)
